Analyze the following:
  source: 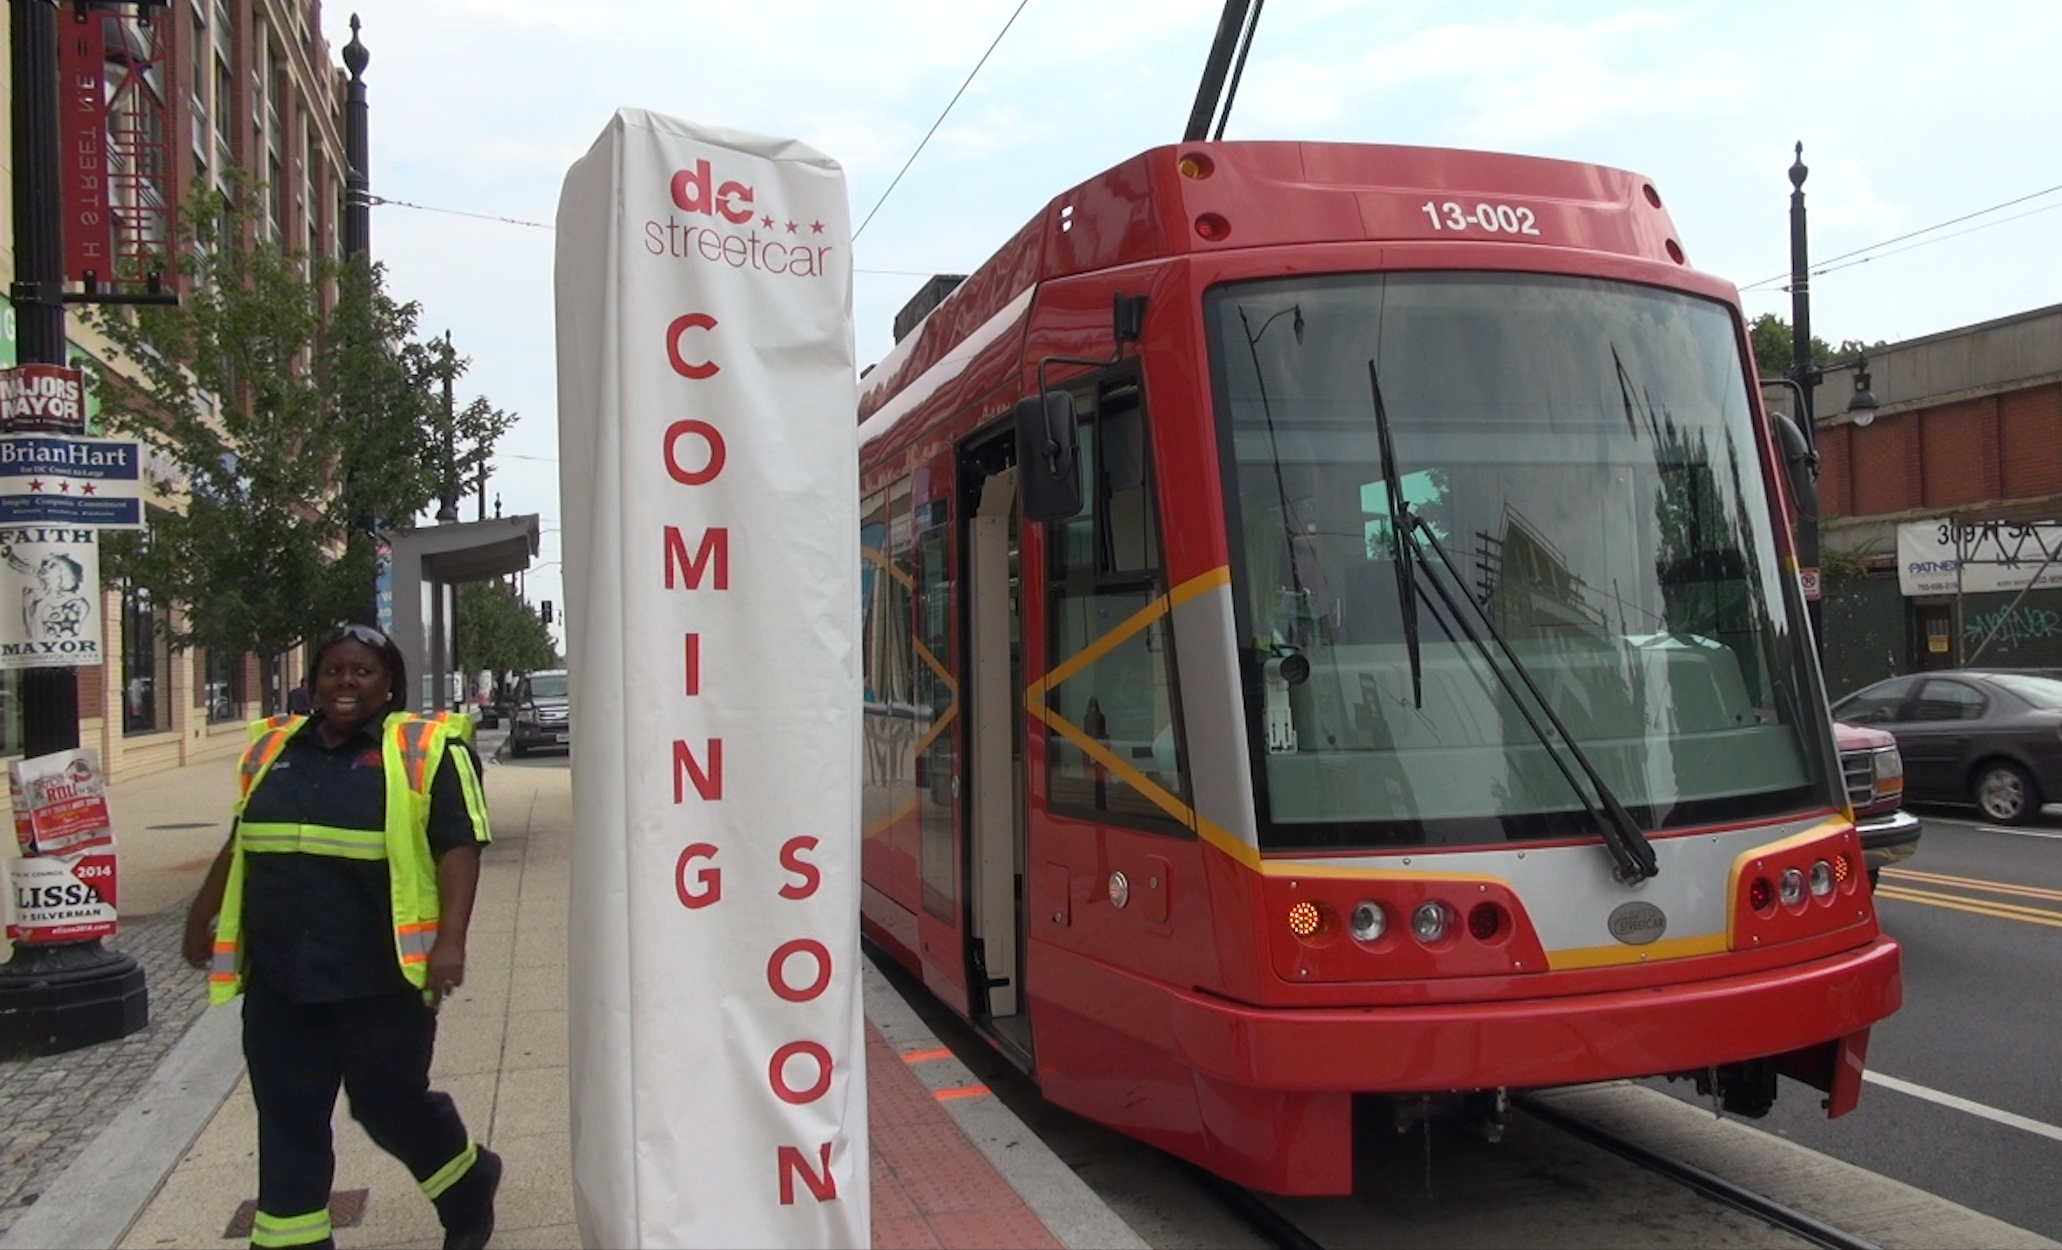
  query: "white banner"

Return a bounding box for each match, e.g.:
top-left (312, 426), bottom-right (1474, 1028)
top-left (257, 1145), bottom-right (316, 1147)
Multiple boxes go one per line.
top-left (0, 527), bottom-right (101, 669)
top-left (1897, 519), bottom-right (2062, 597)
top-left (555, 110), bottom-right (865, 1249)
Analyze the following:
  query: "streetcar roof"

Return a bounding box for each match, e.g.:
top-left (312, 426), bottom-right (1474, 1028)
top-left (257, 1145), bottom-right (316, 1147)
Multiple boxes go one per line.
top-left (858, 140), bottom-right (1693, 431)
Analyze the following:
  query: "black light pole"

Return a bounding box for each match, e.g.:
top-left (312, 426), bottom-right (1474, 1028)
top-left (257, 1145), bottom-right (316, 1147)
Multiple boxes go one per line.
top-left (0, 0), bottom-right (147, 1060)
top-left (1788, 143), bottom-right (1824, 659)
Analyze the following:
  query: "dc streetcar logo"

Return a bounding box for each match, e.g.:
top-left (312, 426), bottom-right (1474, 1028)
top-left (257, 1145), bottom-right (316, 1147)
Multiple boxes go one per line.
top-left (1607, 900), bottom-right (1667, 945)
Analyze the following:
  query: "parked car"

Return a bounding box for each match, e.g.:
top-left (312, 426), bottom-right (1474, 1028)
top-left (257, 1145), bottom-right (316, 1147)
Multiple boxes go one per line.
top-left (509, 668), bottom-right (570, 757)
top-left (1830, 669), bottom-right (2062, 824)
top-left (1833, 720), bottom-right (1920, 886)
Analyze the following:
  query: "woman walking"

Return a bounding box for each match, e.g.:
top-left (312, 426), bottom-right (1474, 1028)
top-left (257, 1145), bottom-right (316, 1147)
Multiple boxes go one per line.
top-left (186, 624), bottom-right (501, 1250)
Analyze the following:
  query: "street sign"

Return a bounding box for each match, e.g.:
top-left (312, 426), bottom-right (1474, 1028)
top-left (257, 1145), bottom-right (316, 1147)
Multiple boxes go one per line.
top-left (0, 434), bottom-right (145, 528)
top-left (1798, 566), bottom-right (1822, 601)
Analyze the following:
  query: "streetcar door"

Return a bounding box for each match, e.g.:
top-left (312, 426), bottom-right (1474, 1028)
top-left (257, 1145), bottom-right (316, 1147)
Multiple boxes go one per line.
top-left (965, 439), bottom-right (1028, 1044)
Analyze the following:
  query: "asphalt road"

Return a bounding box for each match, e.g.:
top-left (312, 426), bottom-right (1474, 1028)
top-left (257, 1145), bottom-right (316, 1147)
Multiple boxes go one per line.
top-left (1658, 803), bottom-right (2062, 1240)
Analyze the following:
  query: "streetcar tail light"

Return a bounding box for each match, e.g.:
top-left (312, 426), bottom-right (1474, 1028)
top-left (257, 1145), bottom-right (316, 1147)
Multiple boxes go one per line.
top-left (1779, 867), bottom-right (1807, 908)
top-left (1731, 826), bottom-right (1872, 952)
top-left (1468, 902), bottom-right (1506, 942)
top-left (1267, 877), bottom-right (1545, 983)
top-left (1195, 212), bottom-right (1231, 242)
top-left (1287, 900), bottom-right (1323, 939)
top-left (1411, 901), bottom-right (1452, 945)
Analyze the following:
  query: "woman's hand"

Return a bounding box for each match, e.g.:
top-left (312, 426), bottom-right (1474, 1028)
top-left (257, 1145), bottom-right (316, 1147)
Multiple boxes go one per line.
top-left (426, 937), bottom-right (467, 1008)
top-left (182, 916), bottom-right (213, 970)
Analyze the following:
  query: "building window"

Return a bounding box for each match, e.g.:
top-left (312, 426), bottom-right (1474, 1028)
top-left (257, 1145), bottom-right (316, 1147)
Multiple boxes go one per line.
top-left (122, 585), bottom-right (172, 735)
top-left (203, 647), bottom-right (244, 723)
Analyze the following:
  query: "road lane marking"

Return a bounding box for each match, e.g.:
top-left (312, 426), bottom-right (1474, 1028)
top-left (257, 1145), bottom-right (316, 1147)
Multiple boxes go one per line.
top-left (1865, 1071), bottom-right (2062, 1146)
top-left (1873, 884), bottom-right (2062, 929)
top-left (1971, 825), bottom-right (2062, 840)
top-left (1883, 867), bottom-right (2062, 903)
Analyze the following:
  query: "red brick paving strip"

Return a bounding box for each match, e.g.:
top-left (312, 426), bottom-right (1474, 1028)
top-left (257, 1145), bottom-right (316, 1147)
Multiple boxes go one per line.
top-left (867, 1025), bottom-right (1064, 1250)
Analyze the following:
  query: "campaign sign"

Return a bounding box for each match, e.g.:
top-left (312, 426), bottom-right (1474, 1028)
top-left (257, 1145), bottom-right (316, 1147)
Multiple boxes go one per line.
top-left (6, 748), bottom-right (118, 943)
top-left (556, 112), bottom-right (865, 1248)
top-left (5, 851), bottom-right (118, 943)
top-left (0, 527), bottom-right (100, 669)
top-left (0, 435), bottom-right (145, 529)
top-left (0, 365), bottom-right (87, 434)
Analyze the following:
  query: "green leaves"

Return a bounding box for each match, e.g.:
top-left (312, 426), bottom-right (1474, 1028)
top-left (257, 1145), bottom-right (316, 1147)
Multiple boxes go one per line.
top-left (455, 582), bottom-right (556, 684)
top-left (83, 178), bottom-right (516, 680)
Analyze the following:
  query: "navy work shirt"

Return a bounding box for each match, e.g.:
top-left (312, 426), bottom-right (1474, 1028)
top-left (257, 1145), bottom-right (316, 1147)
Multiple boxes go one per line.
top-left (239, 714), bottom-right (486, 1002)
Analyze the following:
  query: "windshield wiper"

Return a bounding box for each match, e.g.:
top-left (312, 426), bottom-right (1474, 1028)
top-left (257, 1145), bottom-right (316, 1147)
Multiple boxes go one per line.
top-left (1365, 359), bottom-right (1659, 884)
top-left (1368, 361), bottom-right (1423, 708)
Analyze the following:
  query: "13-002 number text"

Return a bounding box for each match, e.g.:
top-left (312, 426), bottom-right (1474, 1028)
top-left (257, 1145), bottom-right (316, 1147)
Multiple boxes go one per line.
top-left (1421, 200), bottom-right (1541, 235)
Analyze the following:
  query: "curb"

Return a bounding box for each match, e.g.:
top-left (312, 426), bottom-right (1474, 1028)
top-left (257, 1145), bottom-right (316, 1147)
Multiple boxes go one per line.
top-left (0, 1001), bottom-right (245, 1250)
top-left (860, 957), bottom-right (1148, 1250)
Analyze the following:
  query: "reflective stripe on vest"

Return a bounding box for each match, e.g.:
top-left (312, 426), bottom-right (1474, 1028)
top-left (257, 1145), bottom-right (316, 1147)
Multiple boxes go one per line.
top-left (237, 821), bottom-right (388, 860)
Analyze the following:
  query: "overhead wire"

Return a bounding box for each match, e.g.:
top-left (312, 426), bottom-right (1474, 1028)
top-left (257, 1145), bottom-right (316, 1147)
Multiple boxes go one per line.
top-left (852, 0), bottom-right (1032, 242)
top-left (1738, 179), bottom-right (2062, 292)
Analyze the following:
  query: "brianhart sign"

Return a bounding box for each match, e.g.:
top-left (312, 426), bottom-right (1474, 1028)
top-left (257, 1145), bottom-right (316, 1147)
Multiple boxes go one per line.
top-left (555, 111), bottom-right (865, 1249)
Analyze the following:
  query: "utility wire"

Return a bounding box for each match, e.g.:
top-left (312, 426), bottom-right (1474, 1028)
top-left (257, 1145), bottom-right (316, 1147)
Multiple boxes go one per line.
top-left (367, 194), bottom-right (551, 230)
top-left (853, 0), bottom-right (1032, 242)
top-left (365, 201), bottom-right (964, 277)
top-left (1738, 179), bottom-right (2062, 292)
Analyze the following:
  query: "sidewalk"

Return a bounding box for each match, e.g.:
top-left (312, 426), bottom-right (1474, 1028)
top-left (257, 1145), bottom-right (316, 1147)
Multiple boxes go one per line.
top-left (0, 739), bottom-right (1145, 1250)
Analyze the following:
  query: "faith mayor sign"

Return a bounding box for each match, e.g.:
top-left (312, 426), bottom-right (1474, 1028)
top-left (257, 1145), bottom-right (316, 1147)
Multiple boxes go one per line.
top-left (555, 111), bottom-right (865, 1248)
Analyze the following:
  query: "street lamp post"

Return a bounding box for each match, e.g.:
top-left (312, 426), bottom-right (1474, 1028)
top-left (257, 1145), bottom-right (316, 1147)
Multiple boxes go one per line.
top-left (1783, 143), bottom-right (1881, 665)
top-left (0, 0), bottom-right (147, 1060)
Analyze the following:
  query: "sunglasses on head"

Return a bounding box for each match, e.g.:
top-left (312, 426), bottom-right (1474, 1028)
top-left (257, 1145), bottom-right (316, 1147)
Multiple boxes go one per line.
top-left (330, 624), bottom-right (391, 649)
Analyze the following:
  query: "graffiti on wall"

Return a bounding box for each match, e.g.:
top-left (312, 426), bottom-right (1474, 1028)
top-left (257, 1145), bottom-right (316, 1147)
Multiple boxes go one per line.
top-left (1964, 605), bottom-right (2062, 655)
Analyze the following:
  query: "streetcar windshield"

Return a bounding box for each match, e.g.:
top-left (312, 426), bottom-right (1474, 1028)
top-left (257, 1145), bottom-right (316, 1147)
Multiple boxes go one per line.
top-left (1206, 273), bottom-right (1830, 850)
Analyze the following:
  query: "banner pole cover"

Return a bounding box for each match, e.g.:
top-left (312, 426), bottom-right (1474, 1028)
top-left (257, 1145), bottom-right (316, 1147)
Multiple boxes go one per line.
top-left (554, 108), bottom-right (865, 1249)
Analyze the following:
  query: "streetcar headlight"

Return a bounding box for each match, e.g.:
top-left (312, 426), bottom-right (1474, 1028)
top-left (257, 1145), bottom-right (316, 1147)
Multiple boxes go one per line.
top-left (1809, 860), bottom-right (1835, 899)
top-left (1349, 900), bottom-right (1386, 943)
top-left (1779, 867), bottom-right (1807, 908)
top-left (1411, 901), bottom-right (1452, 944)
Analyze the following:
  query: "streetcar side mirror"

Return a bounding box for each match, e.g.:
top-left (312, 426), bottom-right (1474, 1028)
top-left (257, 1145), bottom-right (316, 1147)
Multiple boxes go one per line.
top-left (1769, 411), bottom-right (1819, 522)
top-left (1016, 391), bottom-right (1083, 522)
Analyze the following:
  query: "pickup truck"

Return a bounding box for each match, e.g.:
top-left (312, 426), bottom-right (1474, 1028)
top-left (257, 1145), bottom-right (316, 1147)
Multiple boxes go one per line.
top-left (1835, 719), bottom-right (1922, 886)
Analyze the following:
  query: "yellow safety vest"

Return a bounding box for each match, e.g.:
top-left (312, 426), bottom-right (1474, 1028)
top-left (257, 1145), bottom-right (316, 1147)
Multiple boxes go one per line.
top-left (208, 711), bottom-right (491, 1005)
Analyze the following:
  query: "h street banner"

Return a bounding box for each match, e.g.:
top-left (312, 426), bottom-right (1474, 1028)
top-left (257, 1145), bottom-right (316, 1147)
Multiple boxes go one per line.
top-left (0, 527), bottom-right (100, 669)
top-left (555, 111), bottom-right (865, 1248)
top-left (1897, 519), bottom-right (2062, 597)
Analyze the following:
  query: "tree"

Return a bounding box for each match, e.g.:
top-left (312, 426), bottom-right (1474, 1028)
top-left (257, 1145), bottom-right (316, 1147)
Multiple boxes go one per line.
top-left (454, 582), bottom-right (556, 689)
top-left (85, 180), bottom-right (515, 693)
top-left (1748, 313), bottom-right (1884, 380)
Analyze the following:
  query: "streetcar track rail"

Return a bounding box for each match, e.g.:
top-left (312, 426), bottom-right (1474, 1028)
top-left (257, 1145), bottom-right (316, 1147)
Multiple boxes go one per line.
top-left (1190, 1096), bottom-right (1886, 1250)
top-left (1515, 1093), bottom-right (1882, 1250)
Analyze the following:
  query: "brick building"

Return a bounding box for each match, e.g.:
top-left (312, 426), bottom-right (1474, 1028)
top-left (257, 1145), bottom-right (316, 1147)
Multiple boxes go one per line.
top-left (0, 0), bottom-right (355, 778)
top-left (1793, 303), bottom-right (2062, 698)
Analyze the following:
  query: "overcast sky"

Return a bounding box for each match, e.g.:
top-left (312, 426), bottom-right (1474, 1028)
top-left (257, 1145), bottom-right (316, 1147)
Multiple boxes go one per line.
top-left (318, 0), bottom-right (2062, 652)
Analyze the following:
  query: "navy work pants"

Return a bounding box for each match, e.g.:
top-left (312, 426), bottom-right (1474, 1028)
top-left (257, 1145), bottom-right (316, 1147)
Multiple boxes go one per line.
top-left (241, 977), bottom-right (474, 1235)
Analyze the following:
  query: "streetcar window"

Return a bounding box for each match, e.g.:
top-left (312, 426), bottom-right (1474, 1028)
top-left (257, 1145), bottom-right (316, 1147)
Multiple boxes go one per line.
top-left (1044, 374), bottom-right (1191, 834)
top-left (1207, 273), bottom-right (1829, 850)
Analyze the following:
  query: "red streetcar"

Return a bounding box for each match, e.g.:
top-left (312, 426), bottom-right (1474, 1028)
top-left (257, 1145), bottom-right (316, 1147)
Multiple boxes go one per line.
top-left (855, 139), bottom-right (1901, 1195)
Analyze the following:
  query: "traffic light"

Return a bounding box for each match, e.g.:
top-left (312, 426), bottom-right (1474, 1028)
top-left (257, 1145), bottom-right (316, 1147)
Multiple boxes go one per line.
top-left (541, 599), bottom-right (554, 624)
